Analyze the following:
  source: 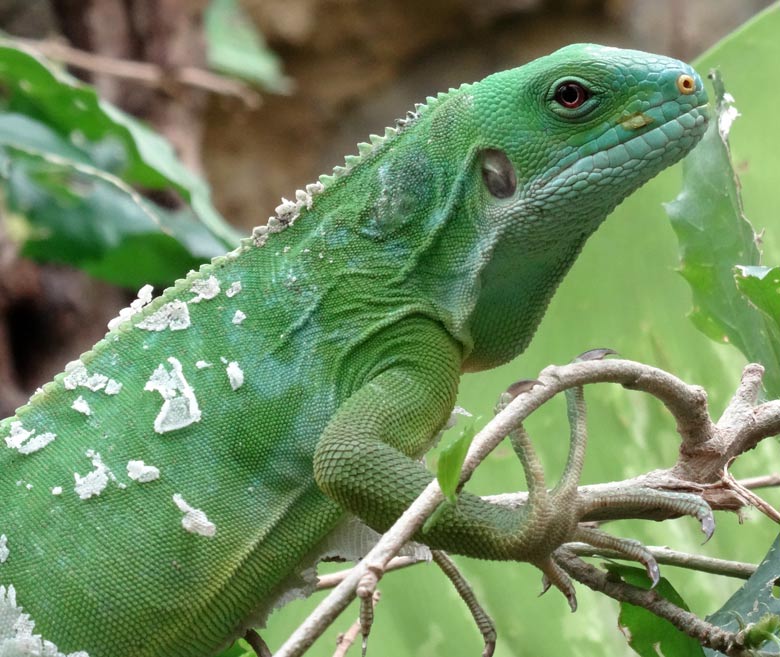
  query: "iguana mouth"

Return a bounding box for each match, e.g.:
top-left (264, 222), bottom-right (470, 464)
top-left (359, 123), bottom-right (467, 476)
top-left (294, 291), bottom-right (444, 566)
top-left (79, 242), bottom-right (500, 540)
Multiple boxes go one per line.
top-left (531, 101), bottom-right (709, 206)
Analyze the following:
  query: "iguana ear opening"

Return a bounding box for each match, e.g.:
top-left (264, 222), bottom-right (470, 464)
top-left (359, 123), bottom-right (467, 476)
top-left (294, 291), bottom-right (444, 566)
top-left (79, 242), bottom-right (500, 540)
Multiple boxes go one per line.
top-left (480, 149), bottom-right (517, 199)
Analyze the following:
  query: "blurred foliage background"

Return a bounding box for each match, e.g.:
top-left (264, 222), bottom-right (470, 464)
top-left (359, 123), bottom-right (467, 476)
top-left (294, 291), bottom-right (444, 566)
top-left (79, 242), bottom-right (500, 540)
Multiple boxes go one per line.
top-left (1, 1), bottom-right (779, 656)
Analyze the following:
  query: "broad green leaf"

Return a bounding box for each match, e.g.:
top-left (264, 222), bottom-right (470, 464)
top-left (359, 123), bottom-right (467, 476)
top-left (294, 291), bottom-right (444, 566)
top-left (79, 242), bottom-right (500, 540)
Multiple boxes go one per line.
top-left (0, 42), bottom-right (241, 247)
top-left (218, 639), bottom-right (257, 657)
top-left (606, 564), bottom-right (704, 657)
top-left (664, 73), bottom-right (780, 396)
top-left (205, 0), bottom-right (291, 94)
top-left (0, 114), bottom-right (92, 163)
top-left (704, 534), bottom-right (780, 656)
top-left (0, 142), bottom-right (224, 286)
top-left (735, 266), bottom-right (780, 331)
top-left (671, 5), bottom-right (780, 655)
top-left (437, 421), bottom-right (476, 503)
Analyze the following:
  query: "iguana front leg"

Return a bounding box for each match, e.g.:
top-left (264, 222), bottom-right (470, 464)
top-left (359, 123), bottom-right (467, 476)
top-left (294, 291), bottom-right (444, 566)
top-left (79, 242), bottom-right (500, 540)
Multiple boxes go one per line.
top-left (313, 320), bottom-right (557, 561)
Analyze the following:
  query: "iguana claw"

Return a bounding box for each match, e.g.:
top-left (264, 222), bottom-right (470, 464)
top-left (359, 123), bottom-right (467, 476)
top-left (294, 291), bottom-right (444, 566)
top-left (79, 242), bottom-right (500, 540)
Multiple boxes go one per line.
top-left (700, 507), bottom-right (716, 543)
top-left (573, 348), bottom-right (618, 363)
top-left (537, 557), bottom-right (577, 612)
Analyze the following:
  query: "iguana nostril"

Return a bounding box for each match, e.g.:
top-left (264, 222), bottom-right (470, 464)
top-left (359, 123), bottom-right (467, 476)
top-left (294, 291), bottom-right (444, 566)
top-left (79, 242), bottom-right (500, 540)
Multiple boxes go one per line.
top-left (677, 74), bottom-right (696, 94)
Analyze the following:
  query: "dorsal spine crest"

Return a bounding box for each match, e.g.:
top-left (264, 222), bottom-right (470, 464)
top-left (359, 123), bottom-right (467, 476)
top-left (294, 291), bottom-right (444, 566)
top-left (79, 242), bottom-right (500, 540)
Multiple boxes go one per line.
top-left (247, 84), bottom-right (464, 248)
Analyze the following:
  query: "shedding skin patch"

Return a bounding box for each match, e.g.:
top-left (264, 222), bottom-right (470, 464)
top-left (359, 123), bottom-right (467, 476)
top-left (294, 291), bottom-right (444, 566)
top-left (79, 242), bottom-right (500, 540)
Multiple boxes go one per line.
top-left (107, 284), bottom-right (153, 331)
top-left (51, 487), bottom-right (63, 496)
top-left (189, 276), bottom-right (221, 303)
top-left (136, 300), bottom-right (191, 332)
top-left (226, 361), bottom-right (244, 391)
top-left (73, 450), bottom-right (114, 500)
top-left (144, 357), bottom-right (202, 434)
top-left (62, 362), bottom-right (122, 395)
top-left (172, 494), bottom-right (216, 537)
top-left (0, 584), bottom-right (90, 657)
top-left (232, 310), bottom-right (246, 325)
top-left (104, 379), bottom-right (123, 395)
top-left (225, 281), bottom-right (242, 298)
top-left (195, 360), bottom-right (212, 369)
top-left (0, 535), bottom-right (7, 564)
top-left (619, 112), bottom-right (654, 130)
top-left (126, 460), bottom-right (160, 483)
top-left (4, 421), bottom-right (56, 455)
top-left (71, 396), bottom-right (91, 416)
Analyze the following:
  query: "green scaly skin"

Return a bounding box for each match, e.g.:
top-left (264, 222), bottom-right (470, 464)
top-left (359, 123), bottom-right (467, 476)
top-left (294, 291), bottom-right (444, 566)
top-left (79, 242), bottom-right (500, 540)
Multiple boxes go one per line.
top-left (0, 44), bottom-right (708, 657)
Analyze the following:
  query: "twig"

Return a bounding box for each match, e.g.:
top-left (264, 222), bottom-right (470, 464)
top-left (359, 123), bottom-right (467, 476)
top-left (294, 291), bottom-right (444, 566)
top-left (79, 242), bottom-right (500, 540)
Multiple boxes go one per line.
top-left (721, 465), bottom-right (780, 523)
top-left (315, 556), bottom-right (419, 590)
top-left (738, 473), bottom-right (780, 490)
top-left (3, 36), bottom-right (261, 108)
top-left (564, 542), bottom-right (757, 579)
top-left (554, 549), bottom-right (753, 657)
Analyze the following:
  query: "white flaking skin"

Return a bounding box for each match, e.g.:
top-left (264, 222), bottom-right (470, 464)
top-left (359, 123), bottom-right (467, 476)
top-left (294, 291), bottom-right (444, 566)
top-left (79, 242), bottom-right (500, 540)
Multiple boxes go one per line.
top-left (62, 362), bottom-right (122, 395)
top-left (136, 300), bottom-right (191, 332)
top-left (73, 450), bottom-right (112, 500)
top-left (4, 421), bottom-right (56, 455)
top-left (107, 284), bottom-right (153, 330)
top-left (232, 310), bottom-right (246, 325)
top-left (189, 276), bottom-right (220, 303)
top-left (71, 396), bottom-right (91, 416)
top-left (226, 361), bottom-right (244, 391)
top-left (195, 360), bottom-right (212, 369)
top-left (0, 535), bottom-right (8, 564)
top-left (225, 281), bottom-right (242, 298)
top-left (51, 487), bottom-right (63, 496)
top-left (0, 584), bottom-right (90, 657)
top-left (144, 357), bottom-right (202, 434)
top-left (172, 494), bottom-right (216, 537)
top-left (126, 460), bottom-right (160, 483)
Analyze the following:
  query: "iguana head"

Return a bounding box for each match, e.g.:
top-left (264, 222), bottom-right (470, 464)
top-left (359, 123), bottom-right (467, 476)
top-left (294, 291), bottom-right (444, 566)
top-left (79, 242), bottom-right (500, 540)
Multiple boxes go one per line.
top-left (422, 44), bottom-right (709, 370)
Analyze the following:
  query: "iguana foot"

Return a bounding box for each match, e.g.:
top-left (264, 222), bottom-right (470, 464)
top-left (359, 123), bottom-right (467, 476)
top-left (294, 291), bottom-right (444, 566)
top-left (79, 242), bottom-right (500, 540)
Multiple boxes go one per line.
top-left (573, 525), bottom-right (660, 586)
top-left (432, 551), bottom-right (497, 657)
top-left (357, 586), bottom-right (378, 657)
top-left (536, 556), bottom-right (577, 611)
top-left (578, 486), bottom-right (715, 542)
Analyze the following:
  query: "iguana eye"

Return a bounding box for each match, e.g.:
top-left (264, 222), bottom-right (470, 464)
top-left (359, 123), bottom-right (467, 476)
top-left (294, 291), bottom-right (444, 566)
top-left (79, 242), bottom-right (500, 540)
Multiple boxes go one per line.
top-left (554, 81), bottom-right (590, 108)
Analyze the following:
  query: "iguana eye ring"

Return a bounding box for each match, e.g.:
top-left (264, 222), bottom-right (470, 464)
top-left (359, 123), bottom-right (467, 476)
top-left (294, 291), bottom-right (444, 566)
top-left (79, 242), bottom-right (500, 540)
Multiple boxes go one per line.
top-left (554, 81), bottom-right (590, 108)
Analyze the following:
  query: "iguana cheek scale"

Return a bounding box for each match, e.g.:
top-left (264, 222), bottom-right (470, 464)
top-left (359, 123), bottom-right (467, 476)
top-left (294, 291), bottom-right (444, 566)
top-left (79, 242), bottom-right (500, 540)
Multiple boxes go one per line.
top-left (0, 44), bottom-right (708, 657)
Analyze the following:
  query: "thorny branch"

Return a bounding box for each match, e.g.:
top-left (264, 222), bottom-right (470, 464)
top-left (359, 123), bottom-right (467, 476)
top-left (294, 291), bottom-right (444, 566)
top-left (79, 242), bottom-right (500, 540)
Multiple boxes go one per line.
top-left (273, 359), bottom-right (780, 657)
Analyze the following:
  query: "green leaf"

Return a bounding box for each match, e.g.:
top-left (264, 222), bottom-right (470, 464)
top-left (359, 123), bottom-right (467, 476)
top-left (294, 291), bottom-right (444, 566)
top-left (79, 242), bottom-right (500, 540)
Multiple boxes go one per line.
top-left (216, 638), bottom-right (257, 657)
top-left (205, 0), bottom-right (291, 94)
top-left (664, 71), bottom-right (780, 396)
top-left (704, 534), bottom-right (780, 656)
top-left (0, 42), bottom-right (241, 248)
top-left (735, 265), bottom-right (780, 330)
top-left (0, 142), bottom-right (224, 287)
top-left (605, 564), bottom-right (705, 657)
top-left (436, 422), bottom-right (476, 503)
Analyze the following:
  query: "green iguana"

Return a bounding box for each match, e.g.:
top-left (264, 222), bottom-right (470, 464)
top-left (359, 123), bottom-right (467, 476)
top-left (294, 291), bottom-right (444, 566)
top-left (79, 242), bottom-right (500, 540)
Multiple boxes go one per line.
top-left (0, 44), bottom-right (709, 657)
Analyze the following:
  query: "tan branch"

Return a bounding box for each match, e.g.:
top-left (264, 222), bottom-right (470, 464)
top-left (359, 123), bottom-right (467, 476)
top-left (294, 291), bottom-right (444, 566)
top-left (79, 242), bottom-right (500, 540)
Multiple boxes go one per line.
top-left (555, 549), bottom-right (755, 657)
top-left (3, 37), bottom-right (261, 108)
top-left (564, 541), bottom-right (757, 579)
